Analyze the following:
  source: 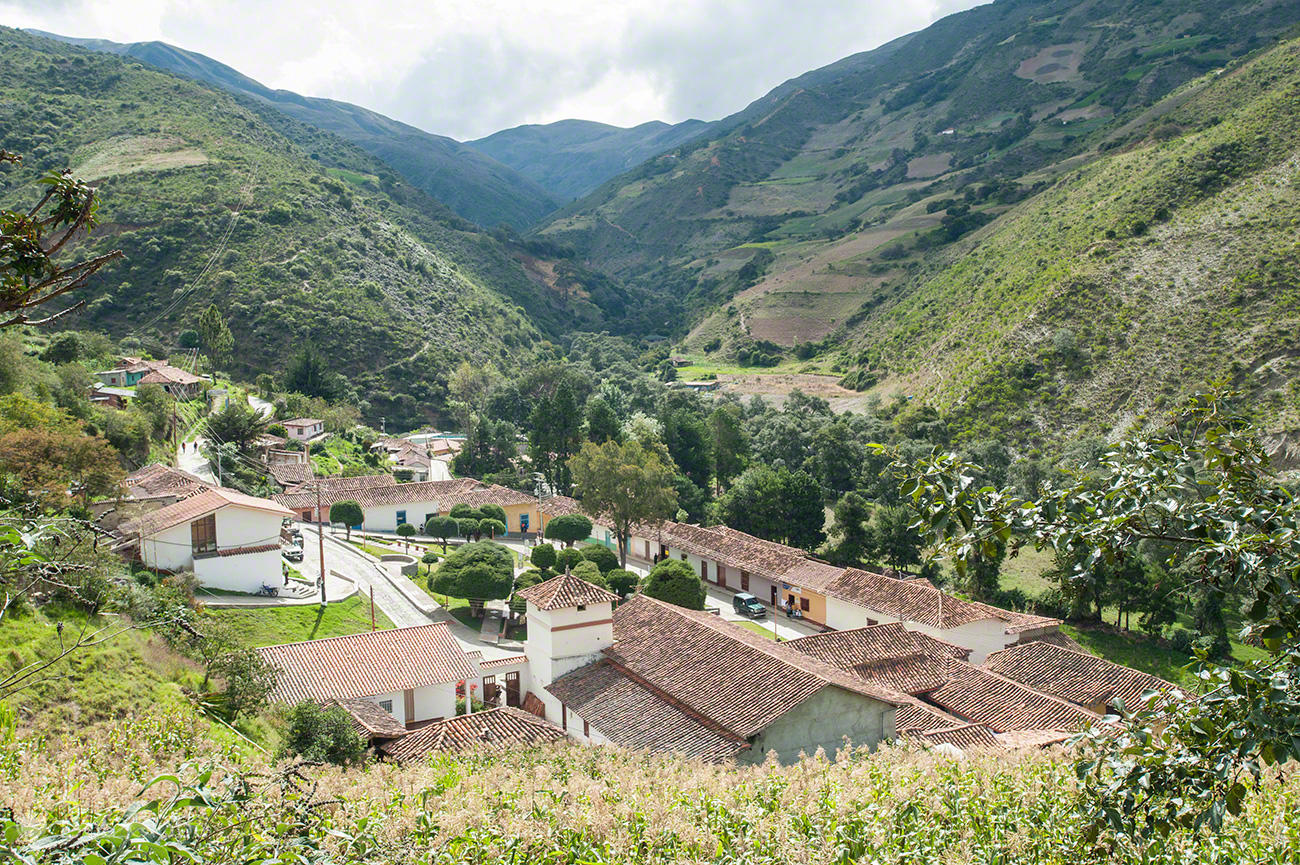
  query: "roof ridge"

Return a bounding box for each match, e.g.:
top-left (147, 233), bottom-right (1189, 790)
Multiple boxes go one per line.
top-left (261, 621), bottom-right (451, 651)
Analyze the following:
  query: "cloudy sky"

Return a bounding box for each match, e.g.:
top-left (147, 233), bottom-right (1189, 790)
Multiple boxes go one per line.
top-left (3, 0), bottom-right (984, 140)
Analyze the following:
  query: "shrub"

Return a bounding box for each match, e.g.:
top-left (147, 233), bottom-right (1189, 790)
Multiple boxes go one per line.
top-left (570, 560), bottom-right (608, 588)
top-left (544, 513), bottom-right (593, 547)
top-left (430, 541), bottom-right (515, 610)
top-left (555, 547), bottom-right (585, 573)
top-left (530, 543), bottom-right (557, 571)
top-left (278, 701), bottom-right (366, 767)
top-left (606, 568), bottom-right (639, 596)
top-left (479, 518), bottom-right (506, 539)
top-left (580, 544), bottom-right (619, 574)
top-left (479, 503), bottom-right (508, 526)
top-left (643, 559), bottom-right (706, 610)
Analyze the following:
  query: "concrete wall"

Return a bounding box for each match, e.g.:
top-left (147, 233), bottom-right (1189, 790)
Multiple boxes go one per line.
top-left (195, 547), bottom-right (280, 594)
top-left (738, 687), bottom-right (896, 765)
top-left (140, 521), bottom-right (193, 572)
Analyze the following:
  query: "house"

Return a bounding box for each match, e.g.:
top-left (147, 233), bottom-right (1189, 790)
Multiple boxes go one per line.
top-left (521, 575), bottom-right (906, 763)
top-left (275, 477), bottom-right (541, 535)
top-left (330, 697), bottom-right (411, 750)
top-left (137, 365), bottom-right (205, 399)
top-left (118, 486), bottom-right (294, 593)
top-left (89, 383), bottom-right (128, 410)
top-left (381, 706), bottom-right (565, 761)
top-left (95, 357), bottom-right (165, 387)
top-left (267, 462), bottom-right (314, 489)
top-left (283, 418), bottom-right (325, 441)
top-left (122, 463), bottom-right (212, 500)
top-left (257, 623), bottom-right (478, 727)
top-left (982, 640), bottom-right (1178, 714)
top-left (675, 379), bottom-right (720, 393)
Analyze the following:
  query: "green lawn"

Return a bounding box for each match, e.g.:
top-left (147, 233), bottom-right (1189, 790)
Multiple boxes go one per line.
top-left (1063, 623), bottom-right (1198, 689)
top-left (734, 620), bottom-right (781, 640)
top-left (205, 596), bottom-right (394, 647)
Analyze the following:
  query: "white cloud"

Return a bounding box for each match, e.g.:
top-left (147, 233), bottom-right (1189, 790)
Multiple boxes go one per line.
top-left (1, 0), bottom-right (985, 139)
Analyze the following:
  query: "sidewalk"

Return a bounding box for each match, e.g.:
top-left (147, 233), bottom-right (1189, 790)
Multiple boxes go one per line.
top-left (196, 572), bottom-right (356, 607)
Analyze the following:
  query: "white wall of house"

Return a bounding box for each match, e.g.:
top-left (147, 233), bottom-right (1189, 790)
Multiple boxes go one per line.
top-left (526, 602), bottom-right (614, 689)
top-left (194, 547), bottom-right (280, 594)
top-left (738, 687), bottom-right (896, 765)
top-left (362, 500), bottom-right (447, 532)
top-left (139, 521), bottom-right (193, 572)
top-left (365, 682), bottom-right (456, 726)
top-left (286, 422), bottom-right (323, 440)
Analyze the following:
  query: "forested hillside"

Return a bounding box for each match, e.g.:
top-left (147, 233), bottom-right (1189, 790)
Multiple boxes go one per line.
top-left (32, 30), bottom-right (560, 228)
top-left (536, 0), bottom-right (1300, 446)
top-left (0, 28), bottom-right (650, 429)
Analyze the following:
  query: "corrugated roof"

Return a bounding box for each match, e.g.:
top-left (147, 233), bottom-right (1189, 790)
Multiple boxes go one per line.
top-left (983, 641), bottom-right (1178, 709)
top-left (516, 573), bottom-right (619, 611)
top-left (121, 487), bottom-right (293, 537)
top-left (381, 707), bottom-right (566, 760)
top-left (258, 623), bottom-right (477, 704)
top-left (546, 660), bottom-right (747, 762)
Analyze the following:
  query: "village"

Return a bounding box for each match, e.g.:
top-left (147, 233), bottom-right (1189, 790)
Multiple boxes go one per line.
top-left (91, 368), bottom-right (1178, 766)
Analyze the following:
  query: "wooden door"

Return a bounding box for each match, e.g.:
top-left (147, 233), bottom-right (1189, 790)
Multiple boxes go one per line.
top-left (505, 671), bottom-right (521, 707)
top-left (483, 674), bottom-right (498, 706)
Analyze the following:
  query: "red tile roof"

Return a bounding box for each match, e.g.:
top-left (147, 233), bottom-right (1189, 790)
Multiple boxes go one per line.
top-left (538, 495), bottom-right (585, 518)
top-left (381, 707), bottom-right (566, 760)
top-left (123, 463), bottom-right (211, 499)
top-left (257, 623), bottom-right (477, 704)
top-left (605, 595), bottom-right (905, 737)
top-left (268, 463), bottom-right (313, 487)
top-left (783, 623), bottom-right (967, 694)
top-left (546, 660), bottom-right (747, 762)
top-left (516, 573), bottom-right (619, 611)
top-left (924, 660), bottom-right (1101, 733)
top-left (895, 698), bottom-right (966, 732)
top-left (138, 365), bottom-right (204, 385)
top-left (284, 418), bottom-right (324, 427)
top-left (822, 569), bottom-right (1061, 634)
top-left (121, 487), bottom-right (293, 537)
top-left (330, 697), bottom-right (409, 740)
top-left (275, 477), bottom-right (476, 510)
top-left (662, 523), bottom-right (808, 580)
top-left (906, 722), bottom-right (1001, 750)
top-left (983, 641), bottom-right (1178, 709)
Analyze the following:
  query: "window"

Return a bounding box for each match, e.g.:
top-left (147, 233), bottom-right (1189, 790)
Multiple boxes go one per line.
top-left (424, 513), bottom-right (436, 525)
top-left (378, 699), bottom-right (393, 713)
top-left (577, 604), bottom-right (586, 611)
top-left (583, 720), bottom-right (590, 737)
top-left (741, 571), bottom-right (750, 591)
top-left (800, 597), bottom-right (810, 612)
top-left (190, 514), bottom-right (216, 555)
top-left (396, 510), bottom-right (407, 526)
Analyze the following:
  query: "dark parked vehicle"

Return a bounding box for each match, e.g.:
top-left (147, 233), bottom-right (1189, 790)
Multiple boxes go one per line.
top-left (732, 592), bottom-right (766, 618)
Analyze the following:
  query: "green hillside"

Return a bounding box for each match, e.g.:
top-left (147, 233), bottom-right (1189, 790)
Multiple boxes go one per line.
top-left (32, 30), bottom-right (561, 229)
top-left (535, 0), bottom-right (1300, 445)
top-left (0, 28), bottom-right (643, 429)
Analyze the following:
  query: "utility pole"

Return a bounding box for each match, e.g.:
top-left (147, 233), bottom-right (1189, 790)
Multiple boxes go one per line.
top-left (316, 482), bottom-right (327, 607)
top-left (370, 586), bottom-right (376, 631)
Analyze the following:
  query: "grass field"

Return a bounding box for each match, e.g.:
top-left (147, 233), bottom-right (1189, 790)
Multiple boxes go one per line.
top-left (734, 620), bottom-right (780, 640)
top-left (204, 597), bottom-right (393, 647)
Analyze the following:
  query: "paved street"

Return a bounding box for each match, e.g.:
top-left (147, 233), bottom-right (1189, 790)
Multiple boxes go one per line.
top-left (177, 437), bottom-right (216, 482)
top-left (704, 584), bottom-right (823, 640)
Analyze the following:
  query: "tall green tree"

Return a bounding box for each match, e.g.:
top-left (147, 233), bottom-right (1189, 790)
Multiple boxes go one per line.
top-left (528, 378), bottom-right (583, 494)
top-left (584, 395), bottom-right (621, 444)
top-left (659, 391), bottom-right (712, 492)
top-left (204, 399), bottom-right (269, 452)
top-left (708, 403), bottom-right (748, 494)
top-left (872, 504), bottom-right (922, 573)
top-left (282, 344), bottom-right (336, 399)
top-left (197, 304), bottom-right (234, 368)
top-left (569, 438), bottom-right (679, 567)
top-left (329, 500), bottom-right (363, 540)
top-left (717, 465), bottom-right (825, 551)
top-left (825, 491), bottom-right (878, 567)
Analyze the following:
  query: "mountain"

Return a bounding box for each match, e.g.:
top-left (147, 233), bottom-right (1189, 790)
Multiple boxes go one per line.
top-left (28, 30), bottom-right (559, 228)
top-left (0, 27), bottom-right (644, 429)
top-left (468, 117), bottom-right (714, 202)
top-left (536, 0), bottom-right (1300, 445)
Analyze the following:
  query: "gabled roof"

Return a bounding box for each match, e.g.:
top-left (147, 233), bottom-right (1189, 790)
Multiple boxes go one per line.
top-left (905, 722), bottom-right (1001, 750)
top-left (604, 595), bottom-right (905, 738)
top-left (546, 660), bottom-right (747, 762)
top-left (783, 623), bottom-right (968, 694)
top-left (330, 697), bottom-right (409, 740)
top-left (924, 659), bottom-right (1101, 734)
top-left (138, 366), bottom-right (204, 385)
top-left (537, 495), bottom-right (585, 518)
top-left (516, 573), bottom-right (619, 611)
top-left (123, 463), bottom-right (211, 499)
top-left (258, 623), bottom-right (476, 704)
top-left (275, 477), bottom-right (480, 510)
top-left (381, 707), bottom-right (566, 760)
top-left (983, 641), bottom-right (1178, 709)
top-left (283, 417), bottom-right (323, 427)
top-left (821, 569), bottom-right (1061, 633)
top-left (661, 523), bottom-right (808, 580)
top-left (267, 463), bottom-right (313, 487)
top-left (121, 486), bottom-right (293, 537)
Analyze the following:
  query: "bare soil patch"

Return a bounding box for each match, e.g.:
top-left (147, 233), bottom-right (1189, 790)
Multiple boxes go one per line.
top-left (1015, 42), bottom-right (1086, 84)
top-left (74, 136), bottom-right (208, 180)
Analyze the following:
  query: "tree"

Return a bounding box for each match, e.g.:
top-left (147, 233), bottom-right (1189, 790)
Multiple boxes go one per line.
top-left (528, 377), bottom-right (583, 494)
top-left (282, 344), bottom-right (337, 399)
top-left (430, 541), bottom-right (515, 614)
top-left (873, 505), bottom-right (922, 573)
top-left (555, 546), bottom-right (585, 573)
top-left (570, 559), bottom-right (608, 588)
top-left (449, 503), bottom-right (484, 520)
top-left (708, 403), bottom-right (748, 494)
top-left (826, 492), bottom-right (878, 567)
top-left (197, 304), bottom-right (234, 368)
top-left (279, 701), bottom-right (366, 767)
top-left (0, 426), bottom-right (124, 508)
top-left (580, 543), bottom-right (619, 574)
top-left (544, 513), bottom-right (593, 547)
top-left (1, 151), bottom-right (122, 328)
top-left (643, 559), bottom-right (705, 610)
top-left (211, 647), bottom-right (276, 721)
top-left (716, 465), bottom-right (825, 551)
top-left (479, 503), bottom-right (508, 527)
top-left (329, 500), bottom-right (363, 540)
top-left (530, 543), bottom-right (557, 572)
top-left (606, 568), bottom-right (639, 597)
top-left (456, 517), bottom-right (480, 540)
top-left (898, 391), bottom-right (1300, 836)
top-left (569, 438), bottom-right (679, 567)
top-left (479, 518), bottom-right (506, 539)
top-left (421, 551), bottom-right (439, 575)
top-left (807, 420), bottom-right (866, 501)
top-left (204, 400), bottom-right (269, 452)
top-left (659, 391), bottom-right (712, 492)
top-left (425, 515), bottom-right (458, 552)
top-left (396, 522), bottom-right (416, 551)
top-left (255, 373), bottom-right (275, 399)
top-left (585, 395), bottom-right (621, 444)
